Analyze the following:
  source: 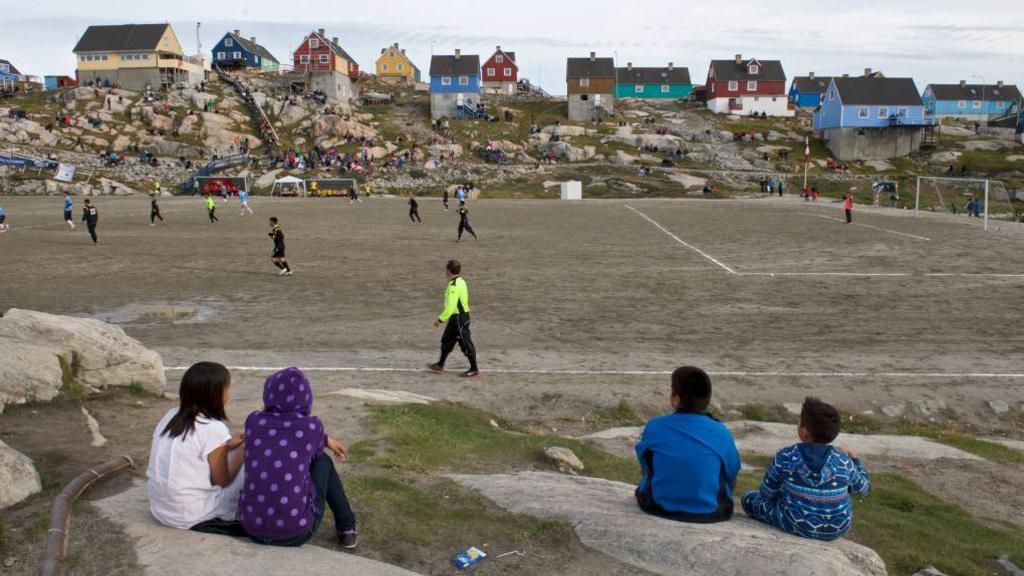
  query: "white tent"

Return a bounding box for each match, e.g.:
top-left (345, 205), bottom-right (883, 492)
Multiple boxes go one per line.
top-left (271, 175), bottom-right (307, 197)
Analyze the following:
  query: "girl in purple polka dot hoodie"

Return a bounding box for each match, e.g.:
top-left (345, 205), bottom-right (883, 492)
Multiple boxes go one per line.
top-left (239, 367), bottom-right (358, 548)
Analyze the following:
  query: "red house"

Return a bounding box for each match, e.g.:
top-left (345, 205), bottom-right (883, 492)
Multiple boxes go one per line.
top-left (481, 46), bottom-right (517, 94)
top-left (705, 54), bottom-right (793, 117)
top-left (292, 28), bottom-right (359, 79)
top-left (292, 28), bottom-right (359, 101)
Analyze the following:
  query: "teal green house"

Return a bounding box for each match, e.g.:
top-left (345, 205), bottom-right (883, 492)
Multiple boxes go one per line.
top-left (615, 63), bottom-right (692, 99)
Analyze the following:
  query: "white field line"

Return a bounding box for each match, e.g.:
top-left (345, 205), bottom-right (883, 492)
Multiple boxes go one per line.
top-left (625, 204), bottom-right (736, 274)
top-left (810, 214), bottom-right (931, 241)
top-left (738, 271), bottom-right (1024, 279)
top-left (162, 365), bottom-right (1024, 378)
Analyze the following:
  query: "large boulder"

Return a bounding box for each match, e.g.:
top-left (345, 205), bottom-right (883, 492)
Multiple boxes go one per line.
top-left (311, 116), bottom-right (376, 141)
top-left (0, 440), bottom-right (41, 509)
top-left (94, 482), bottom-right (422, 576)
top-left (451, 472), bottom-right (886, 576)
top-left (0, 337), bottom-right (67, 411)
top-left (542, 125), bottom-right (586, 137)
top-left (0, 309), bottom-right (165, 393)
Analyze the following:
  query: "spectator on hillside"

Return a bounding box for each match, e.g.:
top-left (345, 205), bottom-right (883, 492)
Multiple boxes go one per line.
top-left (635, 367), bottom-right (740, 523)
top-left (742, 397), bottom-right (870, 541)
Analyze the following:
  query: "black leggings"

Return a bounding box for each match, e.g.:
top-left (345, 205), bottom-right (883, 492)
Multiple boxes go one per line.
top-left (151, 209), bottom-right (163, 223)
top-left (409, 207), bottom-right (421, 223)
top-left (458, 221), bottom-right (476, 239)
top-left (439, 313), bottom-right (478, 370)
top-left (86, 224), bottom-right (97, 243)
top-left (208, 208), bottom-right (218, 223)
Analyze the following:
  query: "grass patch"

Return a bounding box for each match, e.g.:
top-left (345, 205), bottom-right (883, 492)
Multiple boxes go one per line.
top-left (848, 473), bottom-right (1024, 575)
top-left (348, 476), bottom-right (570, 559)
top-left (737, 403), bottom-right (798, 424)
top-left (58, 355), bottom-right (89, 401)
top-left (589, 399), bottom-right (643, 427)
top-left (352, 401), bottom-right (640, 483)
top-left (840, 412), bottom-right (1024, 464)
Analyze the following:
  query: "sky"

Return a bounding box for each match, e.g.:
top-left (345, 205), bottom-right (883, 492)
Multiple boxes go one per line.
top-left (4, 0), bottom-right (1023, 94)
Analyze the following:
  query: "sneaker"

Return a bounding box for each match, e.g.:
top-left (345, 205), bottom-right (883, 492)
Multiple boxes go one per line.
top-left (427, 363), bottom-right (444, 373)
top-left (339, 530), bottom-right (358, 549)
top-left (460, 369), bottom-right (480, 378)
top-left (278, 269), bottom-right (288, 275)
top-left (284, 270), bottom-right (294, 276)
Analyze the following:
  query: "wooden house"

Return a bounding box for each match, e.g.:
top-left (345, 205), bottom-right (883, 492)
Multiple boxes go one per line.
top-left (481, 46), bottom-right (517, 95)
top-left (813, 75), bottom-right (933, 160)
top-left (293, 29), bottom-right (359, 101)
top-left (705, 54), bottom-right (793, 117)
top-left (614, 62), bottom-right (692, 100)
top-left (566, 52), bottom-right (615, 121)
top-left (212, 30), bottom-right (279, 73)
top-left (922, 80), bottom-right (1021, 120)
top-left (429, 49), bottom-right (481, 120)
top-left (73, 23), bottom-right (203, 91)
top-left (375, 43), bottom-right (420, 83)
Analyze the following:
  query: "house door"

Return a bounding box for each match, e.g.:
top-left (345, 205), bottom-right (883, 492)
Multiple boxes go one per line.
top-left (457, 93), bottom-right (465, 106)
top-left (594, 94), bottom-right (602, 107)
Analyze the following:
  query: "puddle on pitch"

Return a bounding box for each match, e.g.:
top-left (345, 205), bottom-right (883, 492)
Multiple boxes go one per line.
top-left (94, 301), bottom-right (217, 325)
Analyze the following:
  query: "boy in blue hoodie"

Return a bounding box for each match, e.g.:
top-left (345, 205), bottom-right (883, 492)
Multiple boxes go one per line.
top-left (635, 366), bottom-right (740, 522)
top-left (742, 397), bottom-right (870, 541)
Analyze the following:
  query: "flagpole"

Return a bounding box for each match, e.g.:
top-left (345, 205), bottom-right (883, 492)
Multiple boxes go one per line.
top-left (802, 136), bottom-right (810, 191)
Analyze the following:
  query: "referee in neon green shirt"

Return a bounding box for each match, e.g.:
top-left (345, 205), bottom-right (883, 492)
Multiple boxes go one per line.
top-left (429, 260), bottom-right (480, 377)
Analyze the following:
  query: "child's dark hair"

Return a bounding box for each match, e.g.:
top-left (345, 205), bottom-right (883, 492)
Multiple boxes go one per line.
top-left (800, 397), bottom-right (841, 443)
top-left (446, 260), bottom-right (461, 275)
top-left (269, 216), bottom-right (278, 224)
top-left (671, 366), bottom-right (712, 413)
top-left (162, 361), bottom-right (230, 440)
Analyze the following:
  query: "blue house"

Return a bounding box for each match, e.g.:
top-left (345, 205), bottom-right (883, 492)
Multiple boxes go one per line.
top-left (814, 76), bottom-right (933, 160)
top-left (429, 50), bottom-right (481, 120)
top-left (212, 30), bottom-right (279, 73)
top-left (789, 73), bottom-right (832, 108)
top-left (922, 80), bottom-right (1021, 120)
top-left (0, 59), bottom-right (23, 91)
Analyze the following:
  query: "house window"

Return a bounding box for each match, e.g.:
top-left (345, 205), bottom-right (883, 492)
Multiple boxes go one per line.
top-left (397, 63), bottom-right (403, 71)
top-left (101, 54), bottom-right (108, 60)
top-left (829, 89), bottom-right (835, 101)
top-left (234, 52), bottom-right (241, 60)
top-left (310, 38), bottom-right (319, 48)
top-left (972, 100), bottom-right (981, 109)
top-left (225, 38), bottom-right (233, 47)
top-left (958, 100), bottom-right (966, 109)
top-left (661, 85), bottom-right (670, 93)
top-left (997, 101), bottom-right (1006, 109)
top-left (319, 54), bottom-right (329, 64)
top-left (897, 107), bottom-right (908, 116)
top-left (504, 67), bottom-right (512, 76)
top-left (255, 56), bottom-right (260, 64)
top-left (748, 64), bottom-right (760, 74)
top-left (459, 76), bottom-right (468, 86)
top-left (878, 107), bottom-right (889, 118)
top-left (858, 107), bottom-right (869, 118)
top-left (388, 51), bottom-right (395, 58)
top-left (580, 94), bottom-right (589, 101)
top-left (747, 80), bottom-right (757, 91)
top-left (580, 78), bottom-right (590, 88)
top-left (487, 68), bottom-right (495, 77)
top-left (495, 54), bottom-right (503, 64)
top-left (728, 81), bottom-right (738, 91)
top-left (382, 63), bottom-right (388, 71)
top-left (300, 55), bottom-right (310, 64)
top-left (441, 76), bottom-right (452, 86)
top-left (635, 85), bottom-right (644, 94)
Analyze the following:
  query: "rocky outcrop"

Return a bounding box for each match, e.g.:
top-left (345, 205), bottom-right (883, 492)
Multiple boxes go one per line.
top-left (451, 472), bottom-right (887, 576)
top-left (0, 337), bottom-right (67, 411)
top-left (311, 116), bottom-right (377, 141)
top-left (0, 309), bottom-right (165, 396)
top-left (0, 440), bottom-right (42, 509)
top-left (94, 483), bottom-right (422, 576)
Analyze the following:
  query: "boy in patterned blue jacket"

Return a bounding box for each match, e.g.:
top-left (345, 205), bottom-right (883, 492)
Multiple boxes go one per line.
top-left (742, 397), bottom-right (870, 541)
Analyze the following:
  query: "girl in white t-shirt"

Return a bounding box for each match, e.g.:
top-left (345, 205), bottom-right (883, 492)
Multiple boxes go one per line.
top-left (147, 361), bottom-right (246, 534)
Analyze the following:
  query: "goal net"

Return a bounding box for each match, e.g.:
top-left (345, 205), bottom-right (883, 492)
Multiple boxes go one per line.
top-left (914, 177), bottom-right (1018, 229)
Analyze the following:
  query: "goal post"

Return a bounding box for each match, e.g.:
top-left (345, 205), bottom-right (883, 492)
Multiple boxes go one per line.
top-left (915, 176), bottom-right (1015, 231)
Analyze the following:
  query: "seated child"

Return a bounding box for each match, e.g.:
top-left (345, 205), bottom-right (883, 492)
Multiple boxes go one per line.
top-left (239, 367), bottom-right (358, 548)
top-left (147, 362), bottom-right (246, 534)
top-left (742, 397), bottom-right (870, 541)
top-left (635, 366), bottom-right (741, 522)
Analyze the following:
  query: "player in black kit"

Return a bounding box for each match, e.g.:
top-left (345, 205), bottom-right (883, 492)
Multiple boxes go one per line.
top-left (408, 193), bottom-right (422, 224)
top-left (81, 199), bottom-right (99, 244)
top-left (268, 217), bottom-right (292, 275)
top-left (456, 201), bottom-right (477, 242)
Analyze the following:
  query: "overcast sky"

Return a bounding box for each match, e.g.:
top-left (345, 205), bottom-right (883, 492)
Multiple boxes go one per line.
top-left (5, 0), bottom-right (1023, 94)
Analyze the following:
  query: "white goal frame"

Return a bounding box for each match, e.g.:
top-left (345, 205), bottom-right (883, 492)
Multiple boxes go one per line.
top-left (915, 176), bottom-right (994, 231)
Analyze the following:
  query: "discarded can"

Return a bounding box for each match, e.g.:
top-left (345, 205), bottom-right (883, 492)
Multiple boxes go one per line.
top-left (453, 546), bottom-right (487, 569)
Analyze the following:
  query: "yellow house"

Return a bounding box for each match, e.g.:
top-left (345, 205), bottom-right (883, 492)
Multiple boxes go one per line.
top-left (375, 43), bottom-right (420, 83)
top-left (73, 23), bottom-right (204, 91)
